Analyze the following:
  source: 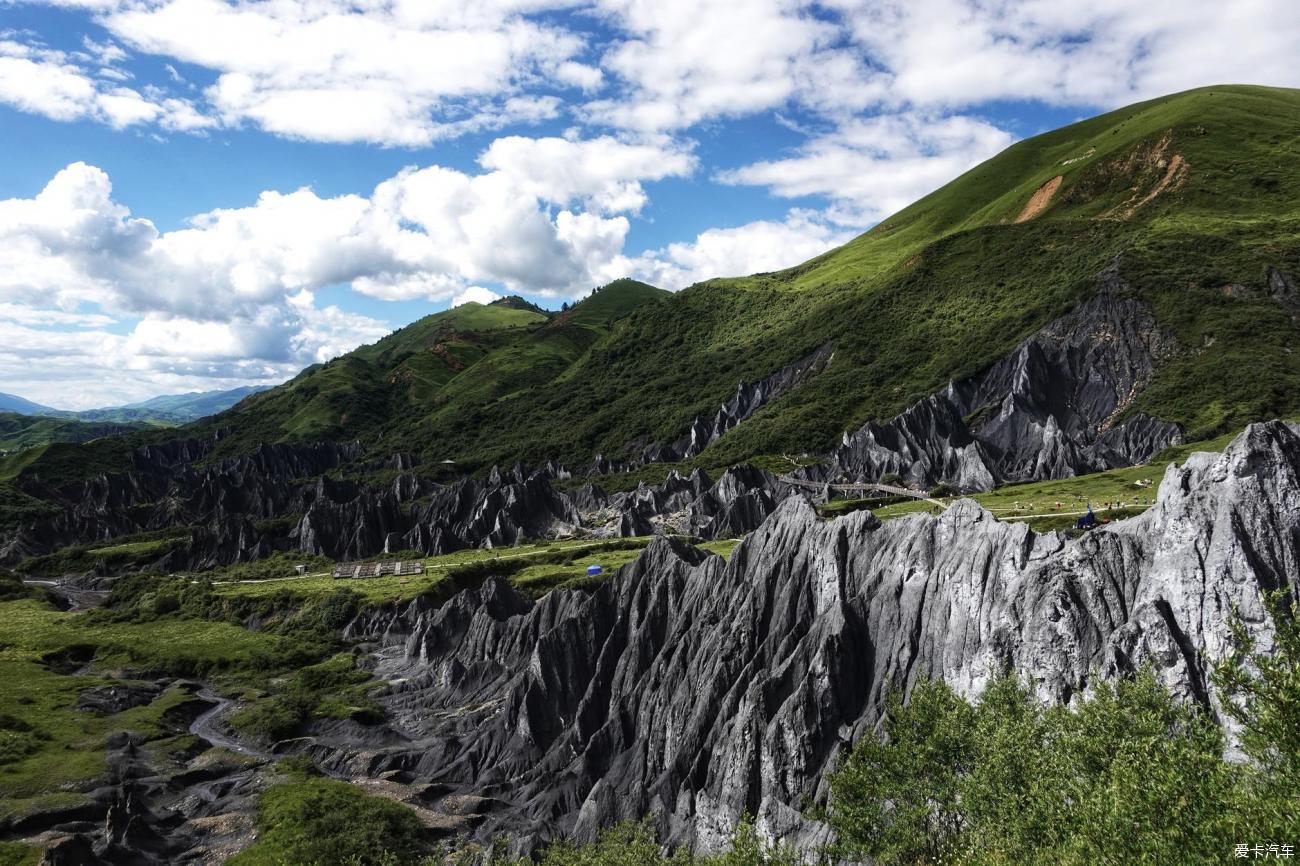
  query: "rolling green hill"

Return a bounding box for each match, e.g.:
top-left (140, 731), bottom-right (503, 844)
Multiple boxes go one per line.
top-left (0, 386), bottom-right (268, 429)
top-left (192, 286), bottom-right (670, 457)
top-left (377, 84), bottom-right (1300, 470)
top-left (0, 413), bottom-right (149, 455)
top-left (0, 393), bottom-right (56, 416)
top-left (81, 385), bottom-right (270, 424)
top-left (9, 85), bottom-right (1300, 481)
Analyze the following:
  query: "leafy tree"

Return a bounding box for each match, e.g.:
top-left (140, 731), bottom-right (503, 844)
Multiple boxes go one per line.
top-left (1216, 591), bottom-right (1300, 776)
top-left (829, 679), bottom-right (975, 865)
top-left (1041, 674), bottom-right (1239, 865)
top-left (830, 671), bottom-right (1243, 865)
top-left (537, 820), bottom-right (694, 866)
top-left (710, 815), bottom-right (801, 866)
top-left (1215, 590), bottom-right (1300, 841)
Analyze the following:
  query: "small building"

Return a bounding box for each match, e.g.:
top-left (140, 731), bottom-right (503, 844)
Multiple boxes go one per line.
top-left (332, 561), bottom-right (425, 579)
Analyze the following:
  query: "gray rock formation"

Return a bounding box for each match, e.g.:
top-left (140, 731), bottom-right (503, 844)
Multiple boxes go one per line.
top-left (808, 292), bottom-right (1185, 491)
top-left (295, 484), bottom-right (407, 561)
top-left (320, 421), bottom-right (1299, 856)
top-left (578, 465), bottom-right (795, 541)
top-left (644, 344), bottom-right (834, 463)
top-left (0, 438), bottom-right (361, 566)
top-left (401, 472), bottom-right (582, 557)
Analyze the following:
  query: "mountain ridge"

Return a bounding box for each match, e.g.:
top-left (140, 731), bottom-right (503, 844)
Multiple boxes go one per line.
top-left (187, 84), bottom-right (1300, 474)
top-left (3, 84), bottom-right (1299, 557)
top-left (0, 384), bottom-right (271, 428)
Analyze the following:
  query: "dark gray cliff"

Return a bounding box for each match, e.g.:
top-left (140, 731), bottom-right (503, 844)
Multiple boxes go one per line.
top-left (400, 472), bottom-right (582, 556)
top-left (578, 465), bottom-right (794, 540)
top-left (314, 421), bottom-right (1299, 855)
top-left (805, 292), bottom-right (1184, 491)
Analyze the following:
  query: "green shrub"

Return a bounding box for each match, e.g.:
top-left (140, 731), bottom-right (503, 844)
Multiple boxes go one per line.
top-left (230, 652), bottom-right (379, 742)
top-left (0, 714), bottom-right (44, 766)
top-left (829, 671), bottom-right (1246, 866)
top-left (829, 679), bottom-right (974, 865)
top-left (228, 696), bottom-right (308, 743)
top-left (0, 842), bottom-right (40, 866)
top-left (1214, 590), bottom-right (1300, 841)
top-left (226, 774), bottom-right (431, 866)
top-left (452, 817), bottom-right (797, 866)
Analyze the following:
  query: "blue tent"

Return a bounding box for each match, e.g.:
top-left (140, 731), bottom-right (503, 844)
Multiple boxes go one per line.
top-left (586, 564), bottom-right (603, 576)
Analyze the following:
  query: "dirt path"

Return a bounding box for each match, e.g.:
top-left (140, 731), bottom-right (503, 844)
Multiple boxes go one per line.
top-left (188, 688), bottom-right (270, 760)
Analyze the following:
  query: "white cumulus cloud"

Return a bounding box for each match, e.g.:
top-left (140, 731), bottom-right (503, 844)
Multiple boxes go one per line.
top-left (97, 0), bottom-right (595, 145)
top-left (624, 210), bottom-right (856, 290)
top-left (719, 113), bottom-right (1015, 224)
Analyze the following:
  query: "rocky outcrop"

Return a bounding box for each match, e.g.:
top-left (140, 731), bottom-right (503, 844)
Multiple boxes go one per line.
top-left (1, 439), bottom-right (362, 565)
top-left (808, 292), bottom-right (1184, 491)
top-left (401, 472), bottom-right (582, 557)
top-left (575, 466), bottom-right (795, 541)
top-left (322, 421), bottom-right (1300, 856)
top-left (294, 484), bottom-right (407, 561)
top-left (684, 465), bottom-right (792, 539)
top-left (165, 516), bottom-right (273, 571)
top-left (644, 344), bottom-right (834, 463)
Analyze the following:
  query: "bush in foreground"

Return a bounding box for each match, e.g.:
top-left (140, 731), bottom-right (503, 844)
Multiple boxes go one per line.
top-left (829, 592), bottom-right (1300, 866)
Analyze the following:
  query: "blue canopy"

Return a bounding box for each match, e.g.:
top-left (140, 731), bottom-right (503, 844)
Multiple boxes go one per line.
top-left (1075, 504), bottom-right (1097, 530)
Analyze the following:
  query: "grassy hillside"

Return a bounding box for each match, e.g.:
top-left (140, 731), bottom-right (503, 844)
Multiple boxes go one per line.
top-left (10, 86), bottom-right (1300, 480)
top-left (82, 385), bottom-right (269, 424)
top-left (374, 85), bottom-right (1300, 470)
top-left (0, 413), bottom-right (148, 454)
top-left (0, 393), bottom-right (55, 416)
top-left (191, 285), bottom-right (668, 458)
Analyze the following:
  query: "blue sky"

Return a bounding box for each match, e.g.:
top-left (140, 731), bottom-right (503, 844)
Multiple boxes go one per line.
top-left (1, 0), bottom-right (1297, 408)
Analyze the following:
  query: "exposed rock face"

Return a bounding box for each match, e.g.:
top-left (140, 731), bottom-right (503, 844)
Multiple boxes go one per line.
top-left (644, 344), bottom-right (835, 463)
top-left (1, 287), bottom-right (1196, 569)
top-left (0, 438), bottom-right (362, 566)
top-left (576, 466), bottom-right (795, 541)
top-left (0, 438), bottom-right (591, 567)
top-left (401, 471), bottom-right (583, 557)
top-left (295, 484), bottom-right (407, 561)
top-left (807, 292), bottom-right (1184, 491)
top-left (325, 421), bottom-right (1300, 856)
top-left (166, 516), bottom-right (272, 571)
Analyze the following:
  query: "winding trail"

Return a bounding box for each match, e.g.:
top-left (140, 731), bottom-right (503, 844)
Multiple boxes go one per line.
top-left (188, 688), bottom-right (270, 760)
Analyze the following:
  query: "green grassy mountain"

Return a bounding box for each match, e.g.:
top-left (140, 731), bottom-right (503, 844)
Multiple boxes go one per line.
top-left (83, 385), bottom-right (270, 424)
top-left (0, 385), bottom-right (269, 432)
top-left (192, 285), bottom-right (670, 457)
top-left (10, 85), bottom-right (1300, 481)
top-left (0, 413), bottom-right (150, 454)
top-left (363, 85), bottom-right (1300, 471)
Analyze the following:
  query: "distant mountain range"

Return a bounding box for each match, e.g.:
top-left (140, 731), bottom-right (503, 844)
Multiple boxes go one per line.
top-left (0, 393), bottom-right (56, 416)
top-left (0, 385), bottom-right (270, 452)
